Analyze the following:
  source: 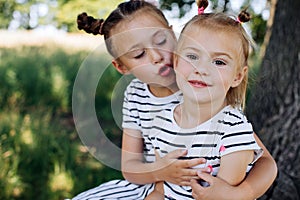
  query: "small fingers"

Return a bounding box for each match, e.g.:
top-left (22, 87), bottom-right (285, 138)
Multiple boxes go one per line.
top-left (181, 168), bottom-right (198, 176)
top-left (154, 150), bottom-right (162, 160)
top-left (196, 171), bottom-right (213, 185)
top-left (191, 179), bottom-right (204, 199)
top-left (166, 149), bottom-right (188, 159)
top-left (184, 158), bottom-right (207, 168)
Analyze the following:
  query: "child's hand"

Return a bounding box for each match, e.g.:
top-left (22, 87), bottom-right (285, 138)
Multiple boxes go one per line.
top-left (191, 171), bottom-right (237, 200)
top-left (155, 149), bottom-right (207, 186)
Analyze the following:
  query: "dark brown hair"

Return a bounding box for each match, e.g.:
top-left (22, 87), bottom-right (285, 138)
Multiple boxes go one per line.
top-left (77, 0), bottom-right (169, 57)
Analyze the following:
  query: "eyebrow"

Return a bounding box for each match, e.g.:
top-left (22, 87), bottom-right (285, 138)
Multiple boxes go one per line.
top-left (211, 52), bottom-right (233, 60)
top-left (181, 47), bottom-right (233, 60)
top-left (126, 29), bottom-right (165, 52)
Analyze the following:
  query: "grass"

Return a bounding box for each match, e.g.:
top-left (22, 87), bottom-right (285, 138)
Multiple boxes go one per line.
top-left (0, 45), bottom-right (124, 200)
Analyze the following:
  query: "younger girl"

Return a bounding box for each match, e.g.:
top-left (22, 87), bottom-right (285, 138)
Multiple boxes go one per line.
top-left (72, 0), bottom-right (277, 199)
top-left (147, 1), bottom-right (267, 199)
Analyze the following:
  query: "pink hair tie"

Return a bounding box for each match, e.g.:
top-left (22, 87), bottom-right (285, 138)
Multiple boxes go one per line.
top-left (198, 6), bottom-right (205, 15)
top-left (236, 17), bottom-right (242, 24)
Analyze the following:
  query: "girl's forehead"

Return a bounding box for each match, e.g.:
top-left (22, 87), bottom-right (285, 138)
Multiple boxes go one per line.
top-left (180, 26), bottom-right (240, 47)
top-left (113, 12), bottom-right (169, 34)
top-left (179, 27), bottom-right (243, 62)
top-left (108, 14), bottom-right (173, 57)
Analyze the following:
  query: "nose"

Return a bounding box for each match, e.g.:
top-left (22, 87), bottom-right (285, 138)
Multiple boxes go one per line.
top-left (148, 48), bottom-right (163, 64)
top-left (193, 60), bottom-right (210, 76)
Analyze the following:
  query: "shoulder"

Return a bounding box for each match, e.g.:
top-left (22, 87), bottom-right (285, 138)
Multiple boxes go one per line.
top-left (125, 78), bottom-right (147, 92)
top-left (214, 106), bottom-right (254, 139)
top-left (220, 106), bottom-right (251, 126)
top-left (124, 78), bottom-right (150, 100)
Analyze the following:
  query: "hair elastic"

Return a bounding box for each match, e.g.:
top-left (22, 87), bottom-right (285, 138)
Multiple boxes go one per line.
top-left (236, 17), bottom-right (242, 24)
top-left (99, 20), bottom-right (105, 35)
top-left (198, 6), bottom-right (205, 15)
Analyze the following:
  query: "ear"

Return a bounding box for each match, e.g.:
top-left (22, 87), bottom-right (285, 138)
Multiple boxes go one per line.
top-left (231, 66), bottom-right (248, 88)
top-left (112, 59), bottom-right (130, 75)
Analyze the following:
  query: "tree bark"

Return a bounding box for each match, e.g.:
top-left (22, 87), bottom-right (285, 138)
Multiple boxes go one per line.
top-left (247, 0), bottom-right (300, 199)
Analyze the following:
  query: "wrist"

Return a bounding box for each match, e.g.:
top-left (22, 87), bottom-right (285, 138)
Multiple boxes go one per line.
top-left (231, 183), bottom-right (255, 200)
top-left (150, 161), bottom-right (164, 182)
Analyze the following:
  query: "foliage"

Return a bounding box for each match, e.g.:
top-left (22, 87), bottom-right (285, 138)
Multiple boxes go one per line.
top-left (159, 0), bottom-right (267, 44)
top-left (0, 0), bottom-right (123, 30)
top-left (0, 0), bottom-right (44, 29)
top-left (0, 0), bottom-right (16, 29)
top-left (250, 14), bottom-right (267, 44)
top-left (56, 0), bottom-right (124, 32)
top-left (0, 0), bottom-right (268, 45)
top-left (0, 46), bottom-right (123, 199)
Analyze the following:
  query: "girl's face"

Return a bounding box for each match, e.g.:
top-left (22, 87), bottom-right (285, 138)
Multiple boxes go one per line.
top-left (110, 13), bottom-right (177, 88)
top-left (175, 27), bottom-right (247, 106)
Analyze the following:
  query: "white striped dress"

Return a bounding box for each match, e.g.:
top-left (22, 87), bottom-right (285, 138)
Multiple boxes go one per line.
top-left (147, 105), bottom-right (262, 200)
top-left (71, 79), bottom-right (183, 200)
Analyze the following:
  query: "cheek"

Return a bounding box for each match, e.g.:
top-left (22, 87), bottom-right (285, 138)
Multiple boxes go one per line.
top-left (175, 59), bottom-right (193, 78)
top-left (217, 72), bottom-right (236, 90)
top-left (161, 50), bottom-right (173, 63)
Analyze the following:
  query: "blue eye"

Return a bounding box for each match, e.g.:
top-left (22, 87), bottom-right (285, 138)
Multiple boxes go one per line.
top-left (213, 59), bottom-right (226, 66)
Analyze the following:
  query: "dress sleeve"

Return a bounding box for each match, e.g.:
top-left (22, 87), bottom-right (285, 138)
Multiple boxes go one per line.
top-left (218, 113), bottom-right (263, 163)
top-left (121, 80), bottom-right (141, 131)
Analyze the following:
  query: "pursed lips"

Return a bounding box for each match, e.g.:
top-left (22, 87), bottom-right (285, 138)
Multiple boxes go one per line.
top-left (158, 64), bottom-right (173, 77)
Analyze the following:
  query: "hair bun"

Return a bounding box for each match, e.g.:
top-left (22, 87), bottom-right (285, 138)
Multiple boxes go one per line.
top-left (238, 10), bottom-right (251, 23)
top-left (196, 0), bottom-right (208, 9)
top-left (77, 12), bottom-right (104, 35)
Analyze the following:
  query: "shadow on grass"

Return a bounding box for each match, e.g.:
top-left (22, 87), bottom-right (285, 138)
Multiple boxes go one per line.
top-left (0, 46), bottom-right (124, 200)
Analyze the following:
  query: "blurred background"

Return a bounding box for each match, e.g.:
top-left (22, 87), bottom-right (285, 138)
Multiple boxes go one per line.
top-left (0, 0), bottom-right (299, 199)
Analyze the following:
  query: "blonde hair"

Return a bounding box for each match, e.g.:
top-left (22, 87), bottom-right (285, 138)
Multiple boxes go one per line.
top-left (178, 10), bottom-right (253, 110)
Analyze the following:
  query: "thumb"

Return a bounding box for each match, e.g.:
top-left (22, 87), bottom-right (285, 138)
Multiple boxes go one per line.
top-left (154, 150), bottom-right (162, 160)
top-left (196, 171), bottom-right (213, 185)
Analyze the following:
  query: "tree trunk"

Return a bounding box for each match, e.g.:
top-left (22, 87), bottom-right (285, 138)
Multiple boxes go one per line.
top-left (247, 0), bottom-right (300, 199)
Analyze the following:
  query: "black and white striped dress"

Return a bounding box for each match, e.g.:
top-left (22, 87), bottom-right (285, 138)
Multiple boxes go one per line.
top-left (71, 79), bottom-right (183, 200)
top-left (147, 105), bottom-right (262, 200)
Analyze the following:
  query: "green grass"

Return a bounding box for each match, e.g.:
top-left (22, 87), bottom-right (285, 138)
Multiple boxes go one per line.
top-left (0, 46), bottom-right (123, 200)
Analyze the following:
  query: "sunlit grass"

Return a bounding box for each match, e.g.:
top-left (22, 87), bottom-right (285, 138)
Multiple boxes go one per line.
top-left (0, 45), bottom-right (123, 200)
top-left (49, 162), bottom-right (74, 193)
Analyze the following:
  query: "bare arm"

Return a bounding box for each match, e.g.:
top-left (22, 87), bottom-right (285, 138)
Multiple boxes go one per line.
top-left (235, 133), bottom-right (277, 198)
top-left (218, 150), bottom-right (254, 186)
top-left (191, 133), bottom-right (277, 200)
top-left (121, 128), bottom-right (205, 185)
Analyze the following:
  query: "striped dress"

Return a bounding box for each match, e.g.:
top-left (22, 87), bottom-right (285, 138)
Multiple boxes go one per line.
top-left (71, 79), bottom-right (183, 200)
top-left (147, 105), bottom-right (262, 200)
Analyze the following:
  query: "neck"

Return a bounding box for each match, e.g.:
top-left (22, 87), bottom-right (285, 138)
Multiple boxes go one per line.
top-left (175, 98), bottom-right (226, 129)
top-left (148, 82), bottom-right (179, 97)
